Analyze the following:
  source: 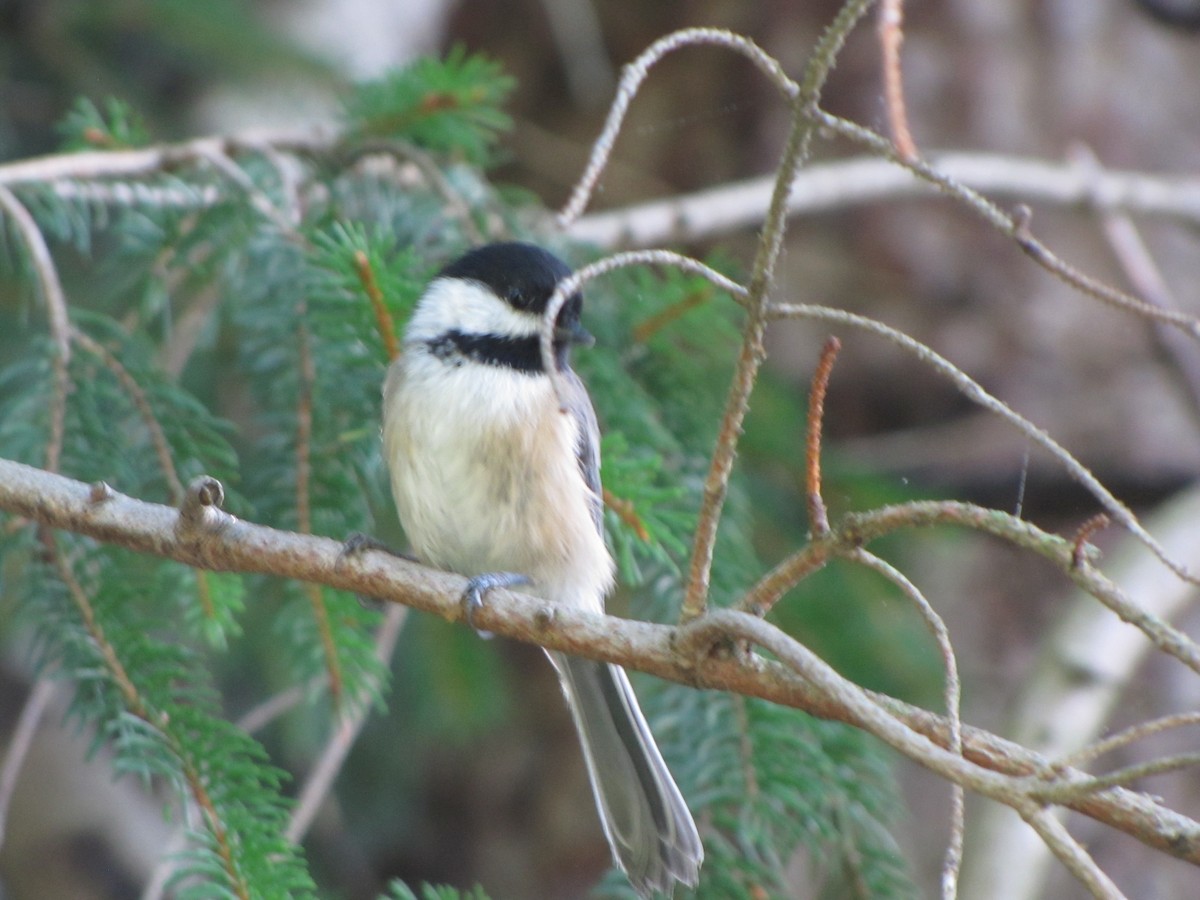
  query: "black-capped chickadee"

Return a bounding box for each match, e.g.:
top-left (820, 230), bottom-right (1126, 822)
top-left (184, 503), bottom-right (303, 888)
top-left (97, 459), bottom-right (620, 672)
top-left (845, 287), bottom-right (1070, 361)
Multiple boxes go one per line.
top-left (382, 242), bottom-right (702, 896)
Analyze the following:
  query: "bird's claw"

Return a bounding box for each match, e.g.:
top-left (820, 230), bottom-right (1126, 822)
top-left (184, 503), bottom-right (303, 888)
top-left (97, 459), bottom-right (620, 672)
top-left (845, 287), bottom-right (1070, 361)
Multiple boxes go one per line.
top-left (339, 532), bottom-right (416, 610)
top-left (339, 531), bottom-right (414, 562)
top-left (462, 571), bottom-right (530, 638)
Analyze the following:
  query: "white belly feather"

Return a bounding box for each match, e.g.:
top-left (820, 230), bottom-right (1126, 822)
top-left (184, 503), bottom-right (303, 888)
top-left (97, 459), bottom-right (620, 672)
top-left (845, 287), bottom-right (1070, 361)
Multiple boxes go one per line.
top-left (382, 352), bottom-right (614, 612)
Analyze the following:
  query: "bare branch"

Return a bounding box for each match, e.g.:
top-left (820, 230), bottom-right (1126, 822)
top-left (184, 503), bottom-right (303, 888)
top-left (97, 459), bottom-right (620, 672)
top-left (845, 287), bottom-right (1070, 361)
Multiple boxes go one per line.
top-left (848, 548), bottom-right (964, 899)
top-left (286, 604), bottom-right (408, 843)
top-left (805, 336), bottom-right (840, 538)
top-left (0, 129), bottom-right (335, 187)
top-left (682, 0), bottom-right (881, 620)
top-left (0, 185), bottom-right (71, 473)
top-left (1060, 712), bottom-right (1200, 771)
top-left (878, 0), bottom-right (917, 161)
top-left (816, 113), bottom-right (1200, 342)
top-left (0, 678), bottom-right (55, 850)
top-left (769, 302), bottom-right (1200, 595)
top-left (558, 27), bottom-right (798, 227)
top-left (1022, 810), bottom-right (1125, 900)
top-left (567, 153), bottom-right (1200, 249)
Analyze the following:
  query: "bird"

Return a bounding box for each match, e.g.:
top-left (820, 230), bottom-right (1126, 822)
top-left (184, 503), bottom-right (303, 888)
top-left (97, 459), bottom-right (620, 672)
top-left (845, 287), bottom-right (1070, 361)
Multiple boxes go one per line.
top-left (381, 241), bottom-right (703, 896)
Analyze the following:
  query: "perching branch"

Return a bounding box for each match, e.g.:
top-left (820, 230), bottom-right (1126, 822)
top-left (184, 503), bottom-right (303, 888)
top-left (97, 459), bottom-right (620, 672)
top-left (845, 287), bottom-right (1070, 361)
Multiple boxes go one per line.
top-left (2, 457), bottom-right (1198, 875)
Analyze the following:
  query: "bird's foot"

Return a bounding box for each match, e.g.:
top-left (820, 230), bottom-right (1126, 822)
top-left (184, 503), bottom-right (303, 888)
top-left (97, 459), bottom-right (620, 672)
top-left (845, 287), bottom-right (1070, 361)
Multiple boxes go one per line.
top-left (338, 532), bottom-right (416, 609)
top-left (462, 571), bottom-right (530, 638)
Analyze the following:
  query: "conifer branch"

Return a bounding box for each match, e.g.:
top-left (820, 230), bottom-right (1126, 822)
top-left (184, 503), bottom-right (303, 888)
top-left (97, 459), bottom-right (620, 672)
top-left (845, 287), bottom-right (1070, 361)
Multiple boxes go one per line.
top-left (43, 527), bottom-right (251, 897)
top-left (70, 326), bottom-right (184, 501)
top-left (0, 129), bottom-right (335, 187)
top-left (296, 321), bottom-right (344, 703)
top-left (0, 185), bottom-right (71, 473)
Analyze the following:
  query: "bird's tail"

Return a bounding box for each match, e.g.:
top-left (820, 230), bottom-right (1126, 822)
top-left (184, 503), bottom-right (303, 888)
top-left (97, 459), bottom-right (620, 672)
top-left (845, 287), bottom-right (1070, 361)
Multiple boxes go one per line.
top-left (549, 651), bottom-right (703, 897)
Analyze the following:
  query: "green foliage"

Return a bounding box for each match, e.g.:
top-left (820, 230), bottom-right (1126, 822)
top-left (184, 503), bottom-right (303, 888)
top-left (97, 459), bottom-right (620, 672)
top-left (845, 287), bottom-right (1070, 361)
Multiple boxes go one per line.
top-left (381, 881), bottom-right (491, 900)
top-left (591, 691), bottom-right (913, 900)
top-left (344, 46), bottom-right (515, 165)
top-left (0, 46), bottom-right (927, 900)
top-left (15, 539), bottom-right (315, 899)
top-left (0, 0), bottom-right (332, 160)
top-left (600, 431), bottom-right (691, 585)
top-left (58, 96), bottom-right (152, 151)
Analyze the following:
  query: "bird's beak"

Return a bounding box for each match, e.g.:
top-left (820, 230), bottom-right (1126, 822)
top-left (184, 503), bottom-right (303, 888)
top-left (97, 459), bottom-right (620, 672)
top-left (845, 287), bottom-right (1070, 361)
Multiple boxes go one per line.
top-left (556, 321), bottom-right (595, 347)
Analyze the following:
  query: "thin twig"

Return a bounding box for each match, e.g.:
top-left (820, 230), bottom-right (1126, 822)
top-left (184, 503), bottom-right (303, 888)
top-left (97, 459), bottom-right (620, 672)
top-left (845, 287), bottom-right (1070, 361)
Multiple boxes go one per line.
top-left (768, 302), bottom-right (1200, 590)
top-left (1058, 712), bottom-right (1200, 771)
top-left (815, 112), bottom-right (1200, 342)
top-left (630, 285), bottom-right (715, 343)
top-left (354, 250), bottom-right (401, 362)
top-left (296, 323), bottom-right (344, 704)
top-left (845, 500), bottom-right (1200, 674)
top-left (161, 285), bottom-right (223, 378)
top-left (878, 0), bottom-right (916, 161)
top-left (237, 683), bottom-right (312, 735)
top-left (603, 487), bottom-right (650, 541)
top-left (196, 146), bottom-right (300, 238)
top-left (0, 185), bottom-right (71, 473)
top-left (540, 249), bottom-right (748, 408)
top-left (558, 27), bottom-right (798, 227)
top-left (1034, 754), bottom-right (1200, 803)
top-left (286, 604), bottom-right (407, 842)
top-left (1021, 809), bottom-right (1125, 900)
top-left (847, 548), bottom-right (963, 900)
top-left (682, 0), bottom-right (879, 622)
top-left (0, 677), bottom-right (55, 850)
top-left (380, 139), bottom-right (488, 244)
top-left (739, 540), bottom-right (833, 615)
top-left (1072, 514), bottom-right (1111, 570)
top-left (806, 337), bottom-right (841, 537)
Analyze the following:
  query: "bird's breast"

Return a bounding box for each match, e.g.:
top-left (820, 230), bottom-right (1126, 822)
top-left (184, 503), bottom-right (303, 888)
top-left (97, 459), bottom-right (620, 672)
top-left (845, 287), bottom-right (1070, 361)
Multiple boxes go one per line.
top-left (382, 354), bottom-right (613, 609)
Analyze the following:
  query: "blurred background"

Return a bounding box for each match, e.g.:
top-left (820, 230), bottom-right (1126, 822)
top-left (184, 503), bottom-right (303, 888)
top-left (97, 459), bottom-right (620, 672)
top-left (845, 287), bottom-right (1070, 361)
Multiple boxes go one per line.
top-left (2, 1), bottom-right (1200, 898)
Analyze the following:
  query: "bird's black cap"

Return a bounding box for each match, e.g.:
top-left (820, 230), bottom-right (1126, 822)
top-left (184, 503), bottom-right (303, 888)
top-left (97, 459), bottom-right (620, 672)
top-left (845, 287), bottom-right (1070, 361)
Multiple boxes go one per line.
top-left (441, 242), bottom-right (584, 331)
top-left (433, 242), bottom-right (592, 373)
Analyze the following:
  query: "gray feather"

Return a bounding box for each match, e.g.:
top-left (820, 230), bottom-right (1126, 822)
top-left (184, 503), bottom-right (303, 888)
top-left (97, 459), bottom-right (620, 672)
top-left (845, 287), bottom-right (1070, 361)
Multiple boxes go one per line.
top-left (561, 367), bottom-right (605, 536)
top-left (550, 652), bottom-right (703, 897)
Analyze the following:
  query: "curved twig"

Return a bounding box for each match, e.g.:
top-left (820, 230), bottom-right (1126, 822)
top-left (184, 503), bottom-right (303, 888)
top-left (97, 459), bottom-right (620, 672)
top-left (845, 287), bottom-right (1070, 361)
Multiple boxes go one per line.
top-left (768, 302), bottom-right (1200, 591)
